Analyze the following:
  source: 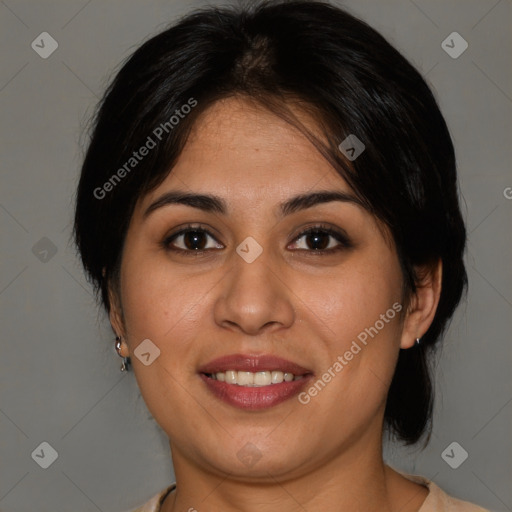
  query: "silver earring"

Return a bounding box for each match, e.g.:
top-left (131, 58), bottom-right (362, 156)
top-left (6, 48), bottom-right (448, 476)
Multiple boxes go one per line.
top-left (415, 337), bottom-right (421, 345)
top-left (115, 336), bottom-right (131, 372)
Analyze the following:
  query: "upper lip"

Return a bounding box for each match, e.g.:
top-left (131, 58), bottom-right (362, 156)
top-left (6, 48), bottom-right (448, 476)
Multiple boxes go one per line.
top-left (198, 354), bottom-right (312, 376)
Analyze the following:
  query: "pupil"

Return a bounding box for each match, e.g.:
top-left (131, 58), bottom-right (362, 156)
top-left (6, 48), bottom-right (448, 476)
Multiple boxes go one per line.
top-left (308, 231), bottom-right (328, 250)
top-left (184, 231), bottom-right (205, 250)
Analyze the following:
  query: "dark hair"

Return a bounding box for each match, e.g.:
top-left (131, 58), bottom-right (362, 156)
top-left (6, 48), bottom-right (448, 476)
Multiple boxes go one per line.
top-left (74, 0), bottom-right (467, 445)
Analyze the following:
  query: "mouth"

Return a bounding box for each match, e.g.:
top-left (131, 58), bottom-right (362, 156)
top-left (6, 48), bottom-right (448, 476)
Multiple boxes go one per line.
top-left (198, 354), bottom-right (313, 410)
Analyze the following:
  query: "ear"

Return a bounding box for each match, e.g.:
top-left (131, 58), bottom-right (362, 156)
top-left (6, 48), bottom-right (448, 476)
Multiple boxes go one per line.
top-left (107, 278), bottom-right (130, 358)
top-left (400, 259), bottom-right (442, 349)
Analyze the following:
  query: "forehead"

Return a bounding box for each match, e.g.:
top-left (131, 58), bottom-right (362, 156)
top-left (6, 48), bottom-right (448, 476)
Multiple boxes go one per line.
top-left (145, 96), bottom-right (350, 204)
top-left (130, 96), bottom-right (394, 248)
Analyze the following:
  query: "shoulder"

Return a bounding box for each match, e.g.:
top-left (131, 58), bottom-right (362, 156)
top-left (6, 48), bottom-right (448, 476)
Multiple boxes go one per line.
top-left (400, 471), bottom-right (491, 512)
top-left (128, 484), bottom-right (176, 512)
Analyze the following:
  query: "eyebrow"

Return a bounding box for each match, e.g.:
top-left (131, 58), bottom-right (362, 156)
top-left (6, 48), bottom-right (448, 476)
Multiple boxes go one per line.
top-left (143, 190), bottom-right (365, 219)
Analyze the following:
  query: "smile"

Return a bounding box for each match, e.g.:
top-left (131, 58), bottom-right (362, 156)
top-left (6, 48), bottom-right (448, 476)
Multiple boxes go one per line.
top-left (199, 354), bottom-right (313, 410)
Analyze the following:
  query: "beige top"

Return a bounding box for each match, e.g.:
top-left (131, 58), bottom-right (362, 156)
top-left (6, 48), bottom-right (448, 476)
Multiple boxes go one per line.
top-left (131, 471), bottom-right (490, 511)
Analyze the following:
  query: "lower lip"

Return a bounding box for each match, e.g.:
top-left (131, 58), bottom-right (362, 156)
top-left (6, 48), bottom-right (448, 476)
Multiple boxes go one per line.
top-left (200, 374), bottom-right (312, 410)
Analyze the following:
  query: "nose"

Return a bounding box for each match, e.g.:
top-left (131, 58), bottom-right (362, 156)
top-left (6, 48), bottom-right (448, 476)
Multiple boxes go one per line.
top-left (213, 249), bottom-right (295, 336)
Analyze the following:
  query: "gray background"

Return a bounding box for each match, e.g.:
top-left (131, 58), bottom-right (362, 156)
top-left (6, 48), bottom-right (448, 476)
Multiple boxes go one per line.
top-left (0, 0), bottom-right (510, 511)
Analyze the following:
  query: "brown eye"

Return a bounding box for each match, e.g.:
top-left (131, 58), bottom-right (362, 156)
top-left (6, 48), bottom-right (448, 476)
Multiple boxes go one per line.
top-left (289, 226), bottom-right (353, 254)
top-left (163, 226), bottom-right (223, 254)
top-left (181, 230), bottom-right (208, 250)
top-left (302, 230), bottom-right (331, 250)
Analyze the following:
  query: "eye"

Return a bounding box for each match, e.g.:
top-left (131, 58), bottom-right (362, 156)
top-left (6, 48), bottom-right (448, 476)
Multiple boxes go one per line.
top-left (162, 223), bottom-right (352, 257)
top-left (162, 225), bottom-right (223, 255)
top-left (288, 225), bottom-right (352, 254)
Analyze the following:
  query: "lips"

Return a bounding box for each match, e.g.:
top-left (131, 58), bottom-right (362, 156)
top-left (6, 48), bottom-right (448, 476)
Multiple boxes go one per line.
top-left (198, 354), bottom-right (311, 375)
top-left (198, 354), bottom-right (313, 410)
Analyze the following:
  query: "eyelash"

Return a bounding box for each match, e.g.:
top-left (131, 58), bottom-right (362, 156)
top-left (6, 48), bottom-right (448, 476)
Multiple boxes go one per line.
top-left (161, 223), bottom-right (353, 257)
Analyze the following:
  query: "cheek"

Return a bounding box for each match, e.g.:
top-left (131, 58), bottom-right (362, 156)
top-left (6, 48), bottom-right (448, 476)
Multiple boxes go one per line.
top-left (119, 247), bottom-right (214, 388)
top-left (120, 250), bottom-right (205, 341)
top-left (118, 253), bottom-right (205, 432)
top-left (298, 251), bottom-right (404, 410)
top-left (301, 252), bottom-right (403, 348)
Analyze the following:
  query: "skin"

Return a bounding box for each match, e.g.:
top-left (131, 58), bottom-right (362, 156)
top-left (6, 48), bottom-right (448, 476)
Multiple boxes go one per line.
top-left (110, 97), bottom-right (442, 512)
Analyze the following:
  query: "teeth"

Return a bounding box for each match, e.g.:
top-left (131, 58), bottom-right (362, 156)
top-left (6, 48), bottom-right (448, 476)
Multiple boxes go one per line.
top-left (225, 370), bottom-right (237, 384)
top-left (210, 370), bottom-right (303, 386)
top-left (271, 370), bottom-right (283, 384)
top-left (254, 371), bottom-right (271, 386)
top-left (237, 371), bottom-right (254, 386)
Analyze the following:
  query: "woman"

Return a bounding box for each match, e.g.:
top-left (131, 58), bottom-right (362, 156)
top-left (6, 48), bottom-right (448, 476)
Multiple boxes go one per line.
top-left (73, 1), bottom-right (490, 510)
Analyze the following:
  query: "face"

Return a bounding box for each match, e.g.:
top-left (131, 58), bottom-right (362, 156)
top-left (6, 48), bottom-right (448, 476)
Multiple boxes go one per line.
top-left (111, 97), bottom-right (422, 481)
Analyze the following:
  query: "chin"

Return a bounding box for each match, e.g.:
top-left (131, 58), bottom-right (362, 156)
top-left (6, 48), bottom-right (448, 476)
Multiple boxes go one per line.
top-left (197, 441), bottom-right (313, 481)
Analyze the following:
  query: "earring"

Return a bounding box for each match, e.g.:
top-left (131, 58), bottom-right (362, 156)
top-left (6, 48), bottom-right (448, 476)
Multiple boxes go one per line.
top-left (415, 337), bottom-right (421, 346)
top-left (115, 335), bottom-right (131, 372)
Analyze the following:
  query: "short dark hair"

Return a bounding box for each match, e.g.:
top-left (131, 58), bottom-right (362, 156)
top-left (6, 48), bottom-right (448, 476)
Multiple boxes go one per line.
top-left (74, 0), bottom-right (467, 445)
